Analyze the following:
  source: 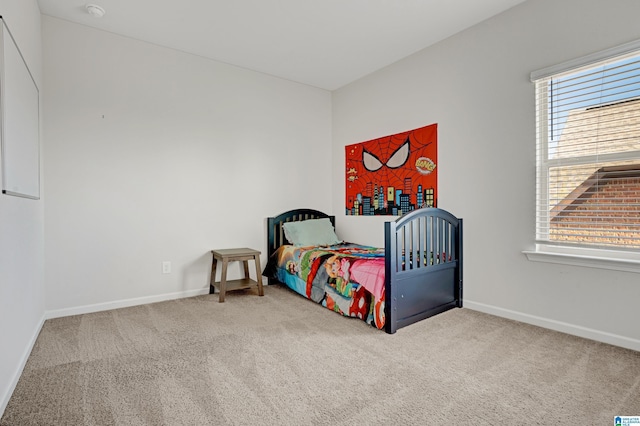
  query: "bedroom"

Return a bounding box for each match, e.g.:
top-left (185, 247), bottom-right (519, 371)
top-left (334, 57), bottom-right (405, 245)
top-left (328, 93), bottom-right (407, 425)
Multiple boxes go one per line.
top-left (2, 0), bottom-right (640, 421)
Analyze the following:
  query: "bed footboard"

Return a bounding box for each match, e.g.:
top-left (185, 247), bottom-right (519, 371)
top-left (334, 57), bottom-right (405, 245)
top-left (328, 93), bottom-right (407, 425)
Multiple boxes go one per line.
top-left (384, 208), bottom-right (463, 334)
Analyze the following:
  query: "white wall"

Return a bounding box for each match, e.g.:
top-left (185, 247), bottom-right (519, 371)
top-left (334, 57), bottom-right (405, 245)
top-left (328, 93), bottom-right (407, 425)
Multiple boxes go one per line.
top-left (42, 16), bottom-right (332, 314)
top-left (0, 0), bottom-right (44, 414)
top-left (332, 0), bottom-right (640, 350)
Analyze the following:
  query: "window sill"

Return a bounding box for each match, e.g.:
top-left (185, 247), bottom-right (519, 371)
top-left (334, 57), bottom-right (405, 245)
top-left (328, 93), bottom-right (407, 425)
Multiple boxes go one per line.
top-left (523, 246), bottom-right (640, 274)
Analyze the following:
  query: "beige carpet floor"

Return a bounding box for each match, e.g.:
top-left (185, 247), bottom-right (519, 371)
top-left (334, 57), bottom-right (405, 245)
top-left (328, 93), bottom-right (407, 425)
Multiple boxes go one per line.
top-left (2, 284), bottom-right (639, 425)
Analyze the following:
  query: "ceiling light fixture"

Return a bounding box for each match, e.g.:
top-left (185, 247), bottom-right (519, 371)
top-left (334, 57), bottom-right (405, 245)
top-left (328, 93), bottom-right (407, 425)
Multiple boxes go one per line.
top-left (85, 4), bottom-right (106, 18)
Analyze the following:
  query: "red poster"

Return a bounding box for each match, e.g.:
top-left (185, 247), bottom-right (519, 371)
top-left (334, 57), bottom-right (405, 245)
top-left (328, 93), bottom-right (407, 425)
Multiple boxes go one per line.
top-left (345, 123), bottom-right (437, 216)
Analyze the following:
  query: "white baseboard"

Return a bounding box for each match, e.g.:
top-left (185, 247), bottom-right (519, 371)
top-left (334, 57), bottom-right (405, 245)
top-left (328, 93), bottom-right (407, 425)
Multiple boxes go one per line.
top-left (464, 300), bottom-right (640, 352)
top-left (1, 314), bottom-right (45, 418)
top-left (45, 287), bottom-right (210, 320)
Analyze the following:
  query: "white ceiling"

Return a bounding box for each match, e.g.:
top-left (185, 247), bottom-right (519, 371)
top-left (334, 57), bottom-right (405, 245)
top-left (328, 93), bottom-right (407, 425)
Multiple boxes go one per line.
top-left (37, 0), bottom-right (526, 90)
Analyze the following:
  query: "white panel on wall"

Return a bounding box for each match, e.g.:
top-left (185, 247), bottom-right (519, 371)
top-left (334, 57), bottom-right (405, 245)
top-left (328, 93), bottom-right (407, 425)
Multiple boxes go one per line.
top-left (0, 17), bottom-right (39, 199)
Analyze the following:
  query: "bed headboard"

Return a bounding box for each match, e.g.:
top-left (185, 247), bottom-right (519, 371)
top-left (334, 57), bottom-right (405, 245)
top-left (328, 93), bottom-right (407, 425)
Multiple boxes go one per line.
top-left (266, 209), bottom-right (335, 260)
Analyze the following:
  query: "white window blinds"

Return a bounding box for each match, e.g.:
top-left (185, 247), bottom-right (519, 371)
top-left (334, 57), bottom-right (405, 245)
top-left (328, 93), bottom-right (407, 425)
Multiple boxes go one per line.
top-left (532, 43), bottom-right (640, 250)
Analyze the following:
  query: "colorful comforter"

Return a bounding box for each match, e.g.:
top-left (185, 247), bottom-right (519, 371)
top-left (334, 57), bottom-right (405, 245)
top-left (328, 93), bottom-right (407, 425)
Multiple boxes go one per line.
top-left (263, 243), bottom-right (386, 329)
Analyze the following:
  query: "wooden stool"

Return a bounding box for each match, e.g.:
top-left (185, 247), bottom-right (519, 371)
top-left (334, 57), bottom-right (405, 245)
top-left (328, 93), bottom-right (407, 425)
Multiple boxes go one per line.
top-left (210, 248), bottom-right (264, 303)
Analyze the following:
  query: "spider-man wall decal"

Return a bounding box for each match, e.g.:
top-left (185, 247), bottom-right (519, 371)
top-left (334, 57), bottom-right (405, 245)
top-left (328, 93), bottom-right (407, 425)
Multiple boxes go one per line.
top-left (345, 123), bottom-right (437, 216)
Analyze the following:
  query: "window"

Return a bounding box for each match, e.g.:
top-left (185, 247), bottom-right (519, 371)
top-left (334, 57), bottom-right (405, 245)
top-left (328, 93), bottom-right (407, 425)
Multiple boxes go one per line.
top-left (528, 40), bottom-right (640, 270)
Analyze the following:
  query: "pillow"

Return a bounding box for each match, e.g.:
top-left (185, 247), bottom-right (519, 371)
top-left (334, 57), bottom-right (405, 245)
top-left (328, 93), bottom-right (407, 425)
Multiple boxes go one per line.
top-left (282, 218), bottom-right (341, 246)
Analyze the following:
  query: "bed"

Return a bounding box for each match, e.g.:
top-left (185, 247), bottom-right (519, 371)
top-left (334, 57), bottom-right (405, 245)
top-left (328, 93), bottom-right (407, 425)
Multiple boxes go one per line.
top-left (263, 207), bottom-right (463, 334)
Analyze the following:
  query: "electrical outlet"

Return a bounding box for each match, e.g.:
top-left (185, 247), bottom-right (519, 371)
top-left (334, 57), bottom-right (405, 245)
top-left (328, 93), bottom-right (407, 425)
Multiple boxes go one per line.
top-left (162, 261), bottom-right (171, 274)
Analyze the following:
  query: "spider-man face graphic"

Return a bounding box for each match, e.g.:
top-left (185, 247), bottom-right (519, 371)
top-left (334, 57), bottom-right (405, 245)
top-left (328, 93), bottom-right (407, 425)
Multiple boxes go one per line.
top-left (345, 124), bottom-right (437, 215)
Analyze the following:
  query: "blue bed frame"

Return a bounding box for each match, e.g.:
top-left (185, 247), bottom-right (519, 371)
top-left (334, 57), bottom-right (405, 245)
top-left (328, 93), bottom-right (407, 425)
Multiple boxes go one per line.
top-left (266, 207), bottom-right (463, 333)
